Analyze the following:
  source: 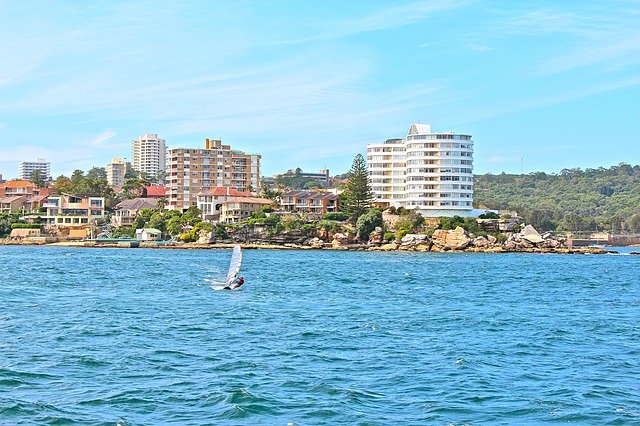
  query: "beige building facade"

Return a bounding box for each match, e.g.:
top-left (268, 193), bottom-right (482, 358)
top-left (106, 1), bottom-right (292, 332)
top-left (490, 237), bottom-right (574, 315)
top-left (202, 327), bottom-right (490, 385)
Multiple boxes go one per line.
top-left (167, 139), bottom-right (261, 211)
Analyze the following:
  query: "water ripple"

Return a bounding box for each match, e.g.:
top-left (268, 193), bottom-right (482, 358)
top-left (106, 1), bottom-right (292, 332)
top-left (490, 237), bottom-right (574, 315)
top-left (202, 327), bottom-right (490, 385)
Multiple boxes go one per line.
top-left (0, 246), bottom-right (638, 424)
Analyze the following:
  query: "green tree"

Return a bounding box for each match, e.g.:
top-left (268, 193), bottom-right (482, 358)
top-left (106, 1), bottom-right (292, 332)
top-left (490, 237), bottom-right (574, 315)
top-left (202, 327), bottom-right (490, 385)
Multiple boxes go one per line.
top-left (166, 216), bottom-right (183, 236)
top-left (355, 208), bottom-right (383, 241)
top-left (86, 167), bottom-right (107, 180)
top-left (29, 170), bottom-right (46, 187)
top-left (54, 175), bottom-right (73, 194)
top-left (341, 154), bottom-right (373, 223)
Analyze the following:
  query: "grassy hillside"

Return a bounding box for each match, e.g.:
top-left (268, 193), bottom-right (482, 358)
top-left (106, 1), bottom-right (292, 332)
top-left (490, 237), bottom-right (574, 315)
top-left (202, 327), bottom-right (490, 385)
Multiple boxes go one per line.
top-left (473, 163), bottom-right (640, 233)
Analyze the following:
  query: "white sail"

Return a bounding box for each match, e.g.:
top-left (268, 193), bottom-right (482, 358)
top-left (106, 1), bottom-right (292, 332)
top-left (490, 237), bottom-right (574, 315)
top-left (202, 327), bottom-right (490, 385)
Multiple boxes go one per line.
top-left (225, 245), bottom-right (243, 286)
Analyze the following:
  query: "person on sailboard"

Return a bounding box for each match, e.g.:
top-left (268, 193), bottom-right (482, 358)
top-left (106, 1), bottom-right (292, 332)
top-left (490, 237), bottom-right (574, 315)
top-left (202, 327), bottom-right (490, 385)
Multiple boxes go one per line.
top-left (230, 276), bottom-right (244, 289)
top-left (223, 276), bottom-right (244, 290)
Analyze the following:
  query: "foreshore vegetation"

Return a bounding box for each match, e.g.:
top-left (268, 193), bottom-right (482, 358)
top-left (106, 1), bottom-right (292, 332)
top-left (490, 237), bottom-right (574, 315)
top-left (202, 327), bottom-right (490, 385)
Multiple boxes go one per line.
top-left (474, 163), bottom-right (640, 233)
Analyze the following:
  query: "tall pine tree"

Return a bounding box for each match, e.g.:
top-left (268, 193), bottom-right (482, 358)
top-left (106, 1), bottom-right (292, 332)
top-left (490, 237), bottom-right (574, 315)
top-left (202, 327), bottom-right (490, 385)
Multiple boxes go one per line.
top-left (342, 153), bottom-right (374, 222)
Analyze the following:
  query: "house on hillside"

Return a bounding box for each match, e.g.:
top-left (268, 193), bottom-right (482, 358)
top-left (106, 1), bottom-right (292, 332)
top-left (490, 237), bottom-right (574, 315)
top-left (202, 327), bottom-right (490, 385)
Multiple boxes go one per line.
top-left (280, 190), bottom-right (339, 217)
top-left (0, 180), bottom-right (54, 213)
top-left (145, 185), bottom-right (168, 199)
top-left (196, 187), bottom-right (254, 222)
top-left (220, 197), bottom-right (273, 223)
top-left (112, 198), bottom-right (159, 227)
top-left (42, 193), bottom-right (105, 238)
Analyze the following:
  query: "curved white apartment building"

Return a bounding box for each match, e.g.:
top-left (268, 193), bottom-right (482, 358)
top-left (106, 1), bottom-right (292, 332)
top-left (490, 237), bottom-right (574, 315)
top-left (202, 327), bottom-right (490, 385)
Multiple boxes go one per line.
top-left (367, 138), bottom-right (406, 206)
top-left (367, 123), bottom-right (475, 217)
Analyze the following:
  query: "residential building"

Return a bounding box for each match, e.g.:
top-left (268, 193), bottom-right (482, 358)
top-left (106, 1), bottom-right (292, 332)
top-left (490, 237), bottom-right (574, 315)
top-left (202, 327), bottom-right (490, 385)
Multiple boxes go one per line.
top-left (220, 196), bottom-right (272, 223)
top-left (0, 196), bottom-right (25, 213)
top-left (167, 138), bottom-right (261, 211)
top-left (280, 190), bottom-right (339, 217)
top-left (0, 180), bottom-right (53, 213)
top-left (135, 228), bottom-right (162, 241)
top-left (18, 158), bottom-right (50, 181)
top-left (132, 133), bottom-right (166, 178)
top-left (112, 198), bottom-right (159, 227)
top-left (367, 123), bottom-right (475, 217)
top-left (106, 157), bottom-right (129, 188)
top-left (42, 194), bottom-right (105, 231)
top-left (367, 138), bottom-right (406, 207)
top-left (145, 185), bottom-right (169, 199)
top-left (196, 187), bottom-right (254, 222)
top-left (0, 180), bottom-right (36, 197)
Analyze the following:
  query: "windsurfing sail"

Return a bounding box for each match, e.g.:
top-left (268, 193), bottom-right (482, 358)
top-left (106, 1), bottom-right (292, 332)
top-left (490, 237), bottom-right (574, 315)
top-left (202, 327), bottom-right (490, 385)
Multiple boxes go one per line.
top-left (225, 245), bottom-right (243, 286)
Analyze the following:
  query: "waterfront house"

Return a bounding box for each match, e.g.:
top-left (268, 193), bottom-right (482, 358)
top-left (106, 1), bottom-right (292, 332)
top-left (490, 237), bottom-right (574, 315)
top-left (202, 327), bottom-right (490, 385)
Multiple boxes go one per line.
top-left (280, 190), bottom-right (339, 217)
top-left (42, 194), bottom-right (105, 238)
top-left (220, 196), bottom-right (273, 223)
top-left (112, 198), bottom-right (159, 227)
top-left (196, 187), bottom-right (254, 222)
top-left (135, 228), bottom-right (162, 241)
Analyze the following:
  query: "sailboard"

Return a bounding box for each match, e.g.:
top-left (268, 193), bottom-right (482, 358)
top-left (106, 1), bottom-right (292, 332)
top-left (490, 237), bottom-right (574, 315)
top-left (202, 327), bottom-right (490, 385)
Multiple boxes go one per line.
top-left (224, 245), bottom-right (243, 287)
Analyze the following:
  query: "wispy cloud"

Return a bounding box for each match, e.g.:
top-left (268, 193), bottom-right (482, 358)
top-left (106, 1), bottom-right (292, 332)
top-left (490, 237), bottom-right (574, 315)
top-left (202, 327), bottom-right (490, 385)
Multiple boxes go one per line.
top-left (87, 131), bottom-right (116, 147)
top-left (272, 0), bottom-right (472, 45)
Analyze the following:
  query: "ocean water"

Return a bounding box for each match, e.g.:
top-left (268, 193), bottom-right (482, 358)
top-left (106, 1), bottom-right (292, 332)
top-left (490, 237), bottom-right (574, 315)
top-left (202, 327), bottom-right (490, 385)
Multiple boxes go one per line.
top-left (0, 246), bottom-right (638, 425)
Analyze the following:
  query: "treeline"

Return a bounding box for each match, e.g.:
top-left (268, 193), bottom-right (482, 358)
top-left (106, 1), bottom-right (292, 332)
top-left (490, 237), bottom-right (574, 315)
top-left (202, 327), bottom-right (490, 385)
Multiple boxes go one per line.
top-left (474, 163), bottom-right (640, 233)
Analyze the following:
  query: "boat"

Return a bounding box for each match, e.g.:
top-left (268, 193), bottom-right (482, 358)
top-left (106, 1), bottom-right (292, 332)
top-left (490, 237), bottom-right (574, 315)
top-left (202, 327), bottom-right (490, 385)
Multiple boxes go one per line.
top-left (224, 245), bottom-right (243, 288)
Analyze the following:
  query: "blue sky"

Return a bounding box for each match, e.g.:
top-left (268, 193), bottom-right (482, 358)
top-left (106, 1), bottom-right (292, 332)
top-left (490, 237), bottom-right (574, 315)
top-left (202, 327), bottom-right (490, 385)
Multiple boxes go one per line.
top-left (0, 0), bottom-right (638, 179)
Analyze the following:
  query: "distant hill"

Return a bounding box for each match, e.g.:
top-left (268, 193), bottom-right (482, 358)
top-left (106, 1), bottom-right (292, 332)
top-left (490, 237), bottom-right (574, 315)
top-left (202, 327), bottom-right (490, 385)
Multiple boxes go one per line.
top-left (473, 163), bottom-right (640, 233)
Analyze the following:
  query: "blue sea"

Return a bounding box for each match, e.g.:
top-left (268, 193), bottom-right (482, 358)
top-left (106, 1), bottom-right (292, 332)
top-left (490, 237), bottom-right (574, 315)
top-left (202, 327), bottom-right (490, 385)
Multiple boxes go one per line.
top-left (0, 246), bottom-right (639, 425)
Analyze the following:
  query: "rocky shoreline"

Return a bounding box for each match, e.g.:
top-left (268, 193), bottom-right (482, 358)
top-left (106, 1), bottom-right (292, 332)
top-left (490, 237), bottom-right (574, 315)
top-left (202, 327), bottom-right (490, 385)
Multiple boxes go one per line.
top-left (1, 225), bottom-right (635, 255)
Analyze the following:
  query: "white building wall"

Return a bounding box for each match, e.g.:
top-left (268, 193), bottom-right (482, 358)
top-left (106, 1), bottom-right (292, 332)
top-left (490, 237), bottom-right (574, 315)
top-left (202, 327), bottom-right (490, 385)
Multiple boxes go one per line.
top-left (132, 134), bottom-right (166, 178)
top-left (367, 124), bottom-right (475, 217)
top-left (18, 159), bottom-right (51, 181)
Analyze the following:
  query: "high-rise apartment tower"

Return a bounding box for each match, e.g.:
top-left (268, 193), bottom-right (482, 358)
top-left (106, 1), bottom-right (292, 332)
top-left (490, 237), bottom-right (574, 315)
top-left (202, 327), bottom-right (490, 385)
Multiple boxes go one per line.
top-left (18, 158), bottom-right (51, 181)
top-left (106, 158), bottom-right (129, 188)
top-left (367, 123), bottom-right (474, 217)
top-left (132, 134), bottom-right (166, 178)
top-left (167, 139), bottom-right (261, 211)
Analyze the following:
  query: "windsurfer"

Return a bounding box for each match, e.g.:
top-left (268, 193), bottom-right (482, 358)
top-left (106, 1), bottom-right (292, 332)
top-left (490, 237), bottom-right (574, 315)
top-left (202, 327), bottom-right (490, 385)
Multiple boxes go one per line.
top-left (224, 276), bottom-right (244, 290)
top-left (231, 276), bottom-right (245, 289)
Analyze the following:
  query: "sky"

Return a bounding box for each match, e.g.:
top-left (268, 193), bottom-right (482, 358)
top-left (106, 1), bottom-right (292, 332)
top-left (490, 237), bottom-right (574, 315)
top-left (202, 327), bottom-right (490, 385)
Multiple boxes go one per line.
top-left (0, 0), bottom-right (638, 179)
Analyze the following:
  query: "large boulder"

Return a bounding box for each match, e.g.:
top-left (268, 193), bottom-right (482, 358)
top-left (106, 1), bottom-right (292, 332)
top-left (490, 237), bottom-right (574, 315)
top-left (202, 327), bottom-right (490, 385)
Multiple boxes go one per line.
top-left (306, 237), bottom-right (325, 249)
top-left (473, 236), bottom-right (490, 247)
top-left (432, 226), bottom-right (472, 250)
top-left (400, 234), bottom-right (430, 247)
top-left (332, 232), bottom-right (349, 248)
top-left (520, 224), bottom-right (544, 244)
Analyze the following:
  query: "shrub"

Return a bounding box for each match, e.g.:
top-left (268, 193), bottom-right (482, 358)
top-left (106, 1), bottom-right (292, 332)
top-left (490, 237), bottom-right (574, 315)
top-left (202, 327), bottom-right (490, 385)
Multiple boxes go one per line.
top-left (478, 211), bottom-right (500, 219)
top-left (383, 231), bottom-right (395, 241)
top-left (323, 212), bottom-right (347, 221)
top-left (302, 223), bottom-right (318, 235)
top-left (438, 215), bottom-right (465, 230)
top-left (10, 223), bottom-right (42, 229)
top-left (493, 232), bottom-right (508, 243)
top-left (112, 226), bottom-right (135, 238)
top-left (356, 209), bottom-right (383, 240)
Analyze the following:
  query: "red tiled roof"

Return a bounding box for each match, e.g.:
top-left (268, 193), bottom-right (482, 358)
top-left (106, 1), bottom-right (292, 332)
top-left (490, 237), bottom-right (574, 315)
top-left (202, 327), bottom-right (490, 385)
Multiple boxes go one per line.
top-left (0, 180), bottom-right (36, 188)
top-left (199, 187), bottom-right (254, 197)
top-left (223, 197), bottom-right (272, 204)
top-left (145, 185), bottom-right (168, 197)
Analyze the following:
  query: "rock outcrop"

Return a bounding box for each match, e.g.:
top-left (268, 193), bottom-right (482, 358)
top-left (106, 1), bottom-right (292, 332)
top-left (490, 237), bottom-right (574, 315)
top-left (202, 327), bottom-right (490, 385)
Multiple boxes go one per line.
top-left (431, 226), bottom-right (472, 250)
